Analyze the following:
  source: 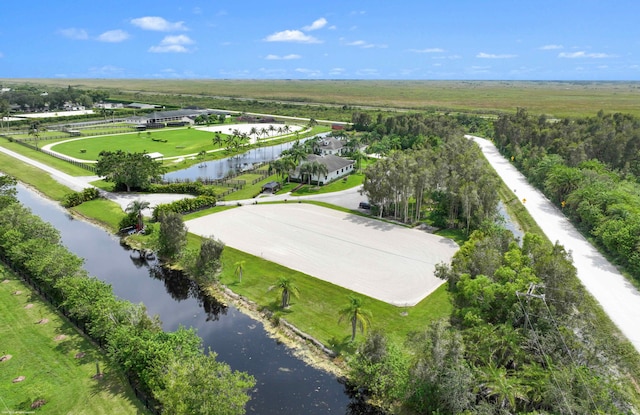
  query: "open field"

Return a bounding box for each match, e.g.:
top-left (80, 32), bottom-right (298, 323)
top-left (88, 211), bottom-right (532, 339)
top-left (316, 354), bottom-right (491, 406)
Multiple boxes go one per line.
top-left (5, 79), bottom-right (640, 117)
top-left (0, 266), bottom-right (146, 414)
top-left (49, 128), bottom-right (219, 160)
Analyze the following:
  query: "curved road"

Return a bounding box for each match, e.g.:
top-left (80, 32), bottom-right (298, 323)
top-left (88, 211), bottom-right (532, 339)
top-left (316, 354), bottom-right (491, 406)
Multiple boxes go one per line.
top-left (468, 135), bottom-right (640, 353)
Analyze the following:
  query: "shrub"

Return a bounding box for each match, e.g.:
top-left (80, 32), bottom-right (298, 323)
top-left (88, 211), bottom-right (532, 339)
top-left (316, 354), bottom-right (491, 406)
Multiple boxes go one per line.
top-left (62, 187), bottom-right (101, 208)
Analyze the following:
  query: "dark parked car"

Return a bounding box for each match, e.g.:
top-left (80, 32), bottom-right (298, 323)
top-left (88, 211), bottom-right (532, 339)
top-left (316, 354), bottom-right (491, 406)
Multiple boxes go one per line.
top-left (359, 201), bottom-right (371, 210)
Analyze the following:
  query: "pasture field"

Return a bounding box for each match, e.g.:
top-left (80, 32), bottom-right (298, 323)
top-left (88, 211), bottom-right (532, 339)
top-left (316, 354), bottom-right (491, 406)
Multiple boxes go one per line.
top-left (50, 127), bottom-right (222, 160)
top-left (6, 78), bottom-right (640, 118)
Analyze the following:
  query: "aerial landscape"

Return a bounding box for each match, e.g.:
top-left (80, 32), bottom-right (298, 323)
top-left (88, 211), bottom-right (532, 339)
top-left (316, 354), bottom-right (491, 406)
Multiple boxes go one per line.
top-left (2, 1), bottom-right (640, 414)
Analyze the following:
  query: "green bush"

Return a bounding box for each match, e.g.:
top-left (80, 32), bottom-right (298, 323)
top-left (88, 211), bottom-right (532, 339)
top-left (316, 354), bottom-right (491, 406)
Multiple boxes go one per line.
top-left (62, 187), bottom-right (101, 208)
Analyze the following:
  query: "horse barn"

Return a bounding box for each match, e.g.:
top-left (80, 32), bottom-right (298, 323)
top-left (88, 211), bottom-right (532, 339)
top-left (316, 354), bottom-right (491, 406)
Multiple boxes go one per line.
top-left (129, 108), bottom-right (231, 129)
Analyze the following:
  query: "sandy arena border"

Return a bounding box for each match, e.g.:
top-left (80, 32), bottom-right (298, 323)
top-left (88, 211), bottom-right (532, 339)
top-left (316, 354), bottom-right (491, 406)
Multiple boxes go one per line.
top-left (185, 204), bottom-right (459, 306)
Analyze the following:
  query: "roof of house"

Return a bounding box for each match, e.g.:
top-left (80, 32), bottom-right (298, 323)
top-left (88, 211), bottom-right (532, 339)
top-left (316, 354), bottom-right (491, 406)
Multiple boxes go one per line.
top-left (146, 109), bottom-right (208, 120)
top-left (305, 154), bottom-right (353, 172)
top-left (262, 181), bottom-right (281, 190)
top-left (316, 136), bottom-right (344, 151)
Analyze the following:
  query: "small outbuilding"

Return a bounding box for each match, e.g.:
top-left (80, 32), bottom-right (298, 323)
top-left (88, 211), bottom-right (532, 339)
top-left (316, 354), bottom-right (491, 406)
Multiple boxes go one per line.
top-left (261, 181), bottom-right (281, 193)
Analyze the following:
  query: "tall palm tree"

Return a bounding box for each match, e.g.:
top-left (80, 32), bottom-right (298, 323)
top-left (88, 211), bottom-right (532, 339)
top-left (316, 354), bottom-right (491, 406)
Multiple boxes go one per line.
top-left (268, 124), bottom-right (276, 136)
top-left (299, 162), bottom-right (313, 185)
top-left (282, 124), bottom-right (291, 134)
top-left (338, 295), bottom-right (372, 342)
top-left (126, 199), bottom-right (150, 231)
top-left (260, 127), bottom-right (269, 139)
top-left (212, 132), bottom-right (223, 148)
top-left (313, 161), bottom-right (329, 185)
top-left (268, 277), bottom-right (299, 308)
top-left (234, 260), bottom-right (246, 283)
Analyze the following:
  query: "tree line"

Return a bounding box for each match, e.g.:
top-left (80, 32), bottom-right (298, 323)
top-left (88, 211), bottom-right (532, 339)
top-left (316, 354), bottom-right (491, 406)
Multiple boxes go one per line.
top-left (494, 108), bottom-right (640, 281)
top-left (0, 176), bottom-right (254, 415)
top-left (359, 113), bottom-right (500, 231)
top-left (347, 224), bottom-right (639, 414)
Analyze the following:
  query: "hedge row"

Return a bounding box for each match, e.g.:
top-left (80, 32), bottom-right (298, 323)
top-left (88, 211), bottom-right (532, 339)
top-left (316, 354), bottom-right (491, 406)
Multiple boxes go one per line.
top-left (147, 182), bottom-right (217, 197)
top-left (152, 195), bottom-right (217, 221)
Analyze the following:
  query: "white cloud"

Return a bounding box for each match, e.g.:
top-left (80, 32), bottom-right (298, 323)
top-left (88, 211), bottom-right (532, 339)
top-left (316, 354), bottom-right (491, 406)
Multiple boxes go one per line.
top-left (539, 44), bottom-right (563, 50)
top-left (302, 18), bottom-right (327, 31)
top-left (131, 16), bottom-right (187, 31)
top-left (265, 54), bottom-right (301, 60)
top-left (88, 65), bottom-right (125, 75)
top-left (329, 67), bottom-right (345, 75)
top-left (59, 28), bottom-right (89, 40)
top-left (346, 40), bottom-right (386, 49)
top-left (558, 51), bottom-right (615, 58)
top-left (476, 52), bottom-right (517, 59)
top-left (97, 30), bottom-right (129, 43)
top-left (264, 30), bottom-right (321, 43)
top-left (409, 48), bottom-right (444, 53)
top-left (295, 68), bottom-right (322, 77)
top-left (149, 35), bottom-right (194, 53)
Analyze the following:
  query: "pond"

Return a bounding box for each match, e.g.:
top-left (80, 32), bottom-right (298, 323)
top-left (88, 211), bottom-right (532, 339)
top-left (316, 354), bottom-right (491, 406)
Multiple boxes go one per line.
top-left (164, 136), bottom-right (321, 182)
top-left (15, 184), bottom-right (379, 414)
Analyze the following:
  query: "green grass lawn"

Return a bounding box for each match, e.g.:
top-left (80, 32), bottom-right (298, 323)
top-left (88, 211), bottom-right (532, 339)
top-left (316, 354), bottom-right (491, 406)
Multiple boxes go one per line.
top-left (50, 127), bottom-right (223, 160)
top-left (0, 150), bottom-right (73, 201)
top-left (291, 171), bottom-right (364, 196)
top-left (216, 246), bottom-right (452, 353)
top-left (0, 266), bottom-right (148, 414)
top-left (72, 198), bottom-right (126, 233)
top-left (0, 139), bottom-right (94, 177)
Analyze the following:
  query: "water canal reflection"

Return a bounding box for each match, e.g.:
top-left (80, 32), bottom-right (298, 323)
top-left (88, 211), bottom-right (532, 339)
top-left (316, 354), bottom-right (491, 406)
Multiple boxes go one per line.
top-left (14, 184), bottom-right (384, 414)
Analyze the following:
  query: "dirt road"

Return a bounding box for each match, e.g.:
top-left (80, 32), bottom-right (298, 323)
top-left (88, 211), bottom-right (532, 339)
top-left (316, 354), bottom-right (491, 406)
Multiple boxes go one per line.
top-left (468, 135), bottom-right (640, 353)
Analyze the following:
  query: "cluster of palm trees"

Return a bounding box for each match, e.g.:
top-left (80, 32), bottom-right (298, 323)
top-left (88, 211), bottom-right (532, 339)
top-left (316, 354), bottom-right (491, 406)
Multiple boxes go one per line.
top-left (298, 160), bottom-right (329, 185)
top-left (211, 124), bottom-right (294, 153)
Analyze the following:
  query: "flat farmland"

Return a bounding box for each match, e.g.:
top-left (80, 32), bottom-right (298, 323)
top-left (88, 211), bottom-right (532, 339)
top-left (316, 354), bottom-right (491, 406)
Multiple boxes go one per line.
top-left (7, 79), bottom-right (640, 117)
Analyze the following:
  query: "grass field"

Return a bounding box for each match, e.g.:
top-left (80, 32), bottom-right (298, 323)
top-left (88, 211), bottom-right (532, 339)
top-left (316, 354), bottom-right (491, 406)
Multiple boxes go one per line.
top-left (213, 245), bottom-right (453, 352)
top-left (6, 79), bottom-right (640, 118)
top-left (0, 265), bottom-right (147, 414)
top-left (50, 127), bottom-right (222, 160)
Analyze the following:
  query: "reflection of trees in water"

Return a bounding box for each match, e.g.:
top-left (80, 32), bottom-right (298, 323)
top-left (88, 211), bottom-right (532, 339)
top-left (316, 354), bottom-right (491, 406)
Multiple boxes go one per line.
top-left (149, 264), bottom-right (228, 321)
top-left (339, 377), bottom-right (388, 415)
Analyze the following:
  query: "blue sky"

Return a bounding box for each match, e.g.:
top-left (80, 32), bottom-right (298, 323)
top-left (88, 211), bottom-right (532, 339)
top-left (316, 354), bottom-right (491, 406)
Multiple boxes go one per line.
top-left (1, 0), bottom-right (639, 80)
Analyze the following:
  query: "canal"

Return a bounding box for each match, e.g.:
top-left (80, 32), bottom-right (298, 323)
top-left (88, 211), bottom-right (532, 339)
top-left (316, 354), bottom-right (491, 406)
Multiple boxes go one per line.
top-left (15, 184), bottom-right (362, 414)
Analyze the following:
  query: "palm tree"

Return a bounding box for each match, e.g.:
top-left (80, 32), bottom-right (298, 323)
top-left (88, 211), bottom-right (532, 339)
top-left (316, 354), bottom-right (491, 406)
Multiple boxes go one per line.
top-left (234, 260), bottom-right (246, 283)
top-left (282, 124), bottom-right (291, 135)
top-left (478, 362), bottom-right (529, 411)
top-left (313, 161), bottom-right (329, 185)
top-left (268, 277), bottom-right (299, 308)
top-left (338, 295), bottom-right (372, 342)
top-left (299, 162), bottom-right (313, 185)
top-left (212, 132), bottom-right (223, 148)
top-left (260, 127), bottom-right (269, 139)
top-left (268, 124), bottom-right (276, 136)
top-left (126, 199), bottom-right (150, 231)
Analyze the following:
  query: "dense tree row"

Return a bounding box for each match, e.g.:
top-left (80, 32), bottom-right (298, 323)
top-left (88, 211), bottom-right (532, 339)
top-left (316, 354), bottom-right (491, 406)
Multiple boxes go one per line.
top-left (0, 179), bottom-right (254, 414)
top-left (494, 109), bottom-right (640, 280)
top-left (361, 125), bottom-right (499, 230)
top-left (349, 226), bottom-right (638, 414)
top-left (0, 85), bottom-right (109, 113)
